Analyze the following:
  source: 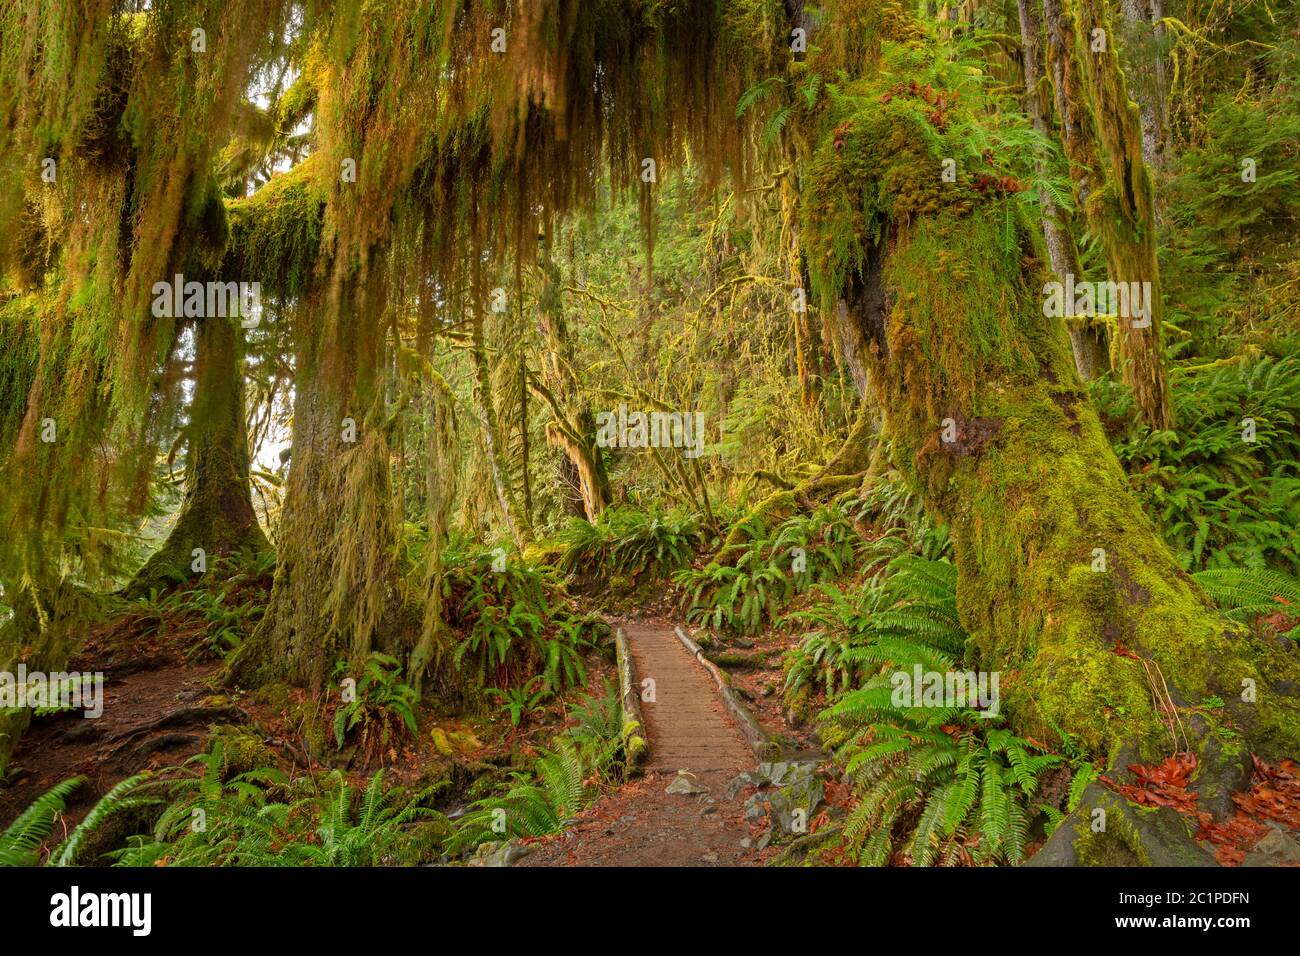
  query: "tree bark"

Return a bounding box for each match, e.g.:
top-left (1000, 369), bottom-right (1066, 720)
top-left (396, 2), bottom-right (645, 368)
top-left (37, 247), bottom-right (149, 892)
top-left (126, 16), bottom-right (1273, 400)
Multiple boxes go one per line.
top-left (1018, 0), bottom-right (1111, 381)
top-left (1118, 0), bottom-right (1170, 171)
top-left (1044, 0), bottom-right (1171, 425)
top-left (841, 203), bottom-right (1299, 767)
top-left (129, 316), bottom-right (268, 593)
top-left (800, 82), bottom-right (1300, 776)
top-left (227, 276), bottom-right (407, 690)
top-left (533, 256), bottom-right (610, 522)
top-left (471, 309), bottom-right (531, 546)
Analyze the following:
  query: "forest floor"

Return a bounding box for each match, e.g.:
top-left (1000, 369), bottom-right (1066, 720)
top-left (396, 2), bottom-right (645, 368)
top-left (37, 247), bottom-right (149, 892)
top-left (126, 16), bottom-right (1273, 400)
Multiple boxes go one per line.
top-left (0, 578), bottom-right (598, 836)
top-left (1, 570), bottom-right (836, 867)
top-left (6, 579), bottom-right (1298, 867)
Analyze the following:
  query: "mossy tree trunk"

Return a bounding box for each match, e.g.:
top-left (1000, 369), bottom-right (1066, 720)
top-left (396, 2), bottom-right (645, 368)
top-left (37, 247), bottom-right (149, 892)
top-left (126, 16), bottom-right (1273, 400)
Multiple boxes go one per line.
top-left (129, 316), bottom-right (268, 593)
top-left (532, 256), bottom-right (610, 522)
top-left (1044, 0), bottom-right (1173, 427)
top-left (1018, 0), bottom-right (1110, 382)
top-left (854, 210), bottom-right (1299, 767)
top-left (227, 275), bottom-right (408, 690)
top-left (471, 309), bottom-right (532, 547)
top-left (803, 94), bottom-right (1300, 786)
top-left (1117, 0), bottom-right (1170, 171)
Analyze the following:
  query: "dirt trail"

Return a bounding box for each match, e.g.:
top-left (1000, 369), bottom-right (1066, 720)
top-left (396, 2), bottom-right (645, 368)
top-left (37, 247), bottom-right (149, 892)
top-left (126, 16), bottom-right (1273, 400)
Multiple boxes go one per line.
top-left (519, 623), bottom-right (771, 867)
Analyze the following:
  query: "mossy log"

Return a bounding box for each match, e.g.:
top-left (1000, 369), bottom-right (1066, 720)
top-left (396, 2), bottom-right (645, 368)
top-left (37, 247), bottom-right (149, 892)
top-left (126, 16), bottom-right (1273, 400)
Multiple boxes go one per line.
top-left (615, 627), bottom-right (648, 769)
top-left (714, 407), bottom-right (875, 563)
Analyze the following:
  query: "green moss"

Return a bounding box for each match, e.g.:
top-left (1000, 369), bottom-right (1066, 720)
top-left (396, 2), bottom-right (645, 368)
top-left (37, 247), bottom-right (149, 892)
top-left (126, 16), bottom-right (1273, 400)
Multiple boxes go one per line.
top-left (1074, 809), bottom-right (1151, 867)
top-left (225, 154), bottom-right (326, 301)
top-left (797, 30), bottom-right (1300, 767)
top-left (207, 725), bottom-right (278, 778)
top-left (384, 818), bottom-right (454, 866)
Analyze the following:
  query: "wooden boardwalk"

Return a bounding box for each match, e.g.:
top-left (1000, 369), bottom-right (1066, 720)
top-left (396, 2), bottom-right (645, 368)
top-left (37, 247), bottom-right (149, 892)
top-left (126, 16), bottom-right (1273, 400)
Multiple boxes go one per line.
top-left (621, 623), bottom-right (752, 773)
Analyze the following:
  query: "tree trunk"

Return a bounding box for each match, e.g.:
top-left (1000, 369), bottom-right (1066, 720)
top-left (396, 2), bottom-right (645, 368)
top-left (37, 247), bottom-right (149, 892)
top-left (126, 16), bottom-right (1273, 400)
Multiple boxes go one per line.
top-left (842, 203), bottom-right (1299, 767)
top-left (471, 309), bottom-right (531, 546)
top-left (534, 256), bottom-right (610, 521)
top-left (1018, 0), bottom-right (1111, 381)
top-left (1118, 0), bottom-right (1170, 171)
top-left (801, 84), bottom-right (1300, 780)
top-left (1044, 0), bottom-right (1173, 427)
top-left (1066, 317), bottom-right (1112, 380)
top-left (227, 276), bottom-right (408, 690)
top-left (129, 316), bottom-right (268, 593)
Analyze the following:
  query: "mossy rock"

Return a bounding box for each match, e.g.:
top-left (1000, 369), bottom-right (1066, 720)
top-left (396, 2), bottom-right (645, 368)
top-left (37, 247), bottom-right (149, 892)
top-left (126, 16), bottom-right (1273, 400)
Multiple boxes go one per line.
top-left (1027, 783), bottom-right (1218, 867)
top-left (207, 725), bottom-right (278, 779)
top-left (709, 649), bottom-right (772, 669)
top-left (381, 818), bottom-right (455, 866)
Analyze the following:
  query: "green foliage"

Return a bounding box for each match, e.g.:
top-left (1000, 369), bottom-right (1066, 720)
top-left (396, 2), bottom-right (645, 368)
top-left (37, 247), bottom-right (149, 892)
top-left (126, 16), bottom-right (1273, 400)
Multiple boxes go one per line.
top-left (449, 738), bottom-right (588, 852)
top-left (1108, 356), bottom-right (1300, 572)
top-left (1, 774), bottom-right (160, 866)
top-left (807, 553), bottom-right (1061, 865)
top-left (676, 501), bottom-right (863, 634)
top-left (848, 473), bottom-right (952, 561)
top-left (1194, 567), bottom-right (1300, 639)
top-left (1163, 47), bottom-right (1300, 349)
top-left (783, 550), bottom-right (962, 703)
top-left (488, 677), bottom-right (552, 728)
top-left (331, 653), bottom-right (419, 758)
top-left (565, 680), bottom-right (625, 783)
top-left (552, 506), bottom-right (703, 580)
top-left (833, 721), bottom-right (1060, 866)
top-left (0, 776), bottom-right (84, 866)
top-left (442, 542), bottom-right (598, 691)
top-left (782, 582), bottom-right (878, 700)
top-left (123, 551), bottom-right (271, 660)
top-left (677, 549), bottom-right (793, 635)
top-left (115, 758), bottom-right (446, 867)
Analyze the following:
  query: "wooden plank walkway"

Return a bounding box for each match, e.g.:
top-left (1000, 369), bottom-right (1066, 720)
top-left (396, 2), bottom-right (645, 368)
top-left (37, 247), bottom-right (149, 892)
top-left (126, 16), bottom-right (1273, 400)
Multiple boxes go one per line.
top-left (621, 623), bottom-right (752, 773)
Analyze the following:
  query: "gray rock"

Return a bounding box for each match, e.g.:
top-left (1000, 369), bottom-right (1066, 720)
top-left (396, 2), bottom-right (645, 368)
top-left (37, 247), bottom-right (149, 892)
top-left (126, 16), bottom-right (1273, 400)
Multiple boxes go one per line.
top-left (740, 837), bottom-right (753, 849)
top-left (757, 827), bottom-right (773, 850)
top-left (758, 759), bottom-right (818, 788)
top-left (665, 772), bottom-right (708, 795)
top-left (1242, 826), bottom-right (1300, 867)
top-left (1027, 782), bottom-right (1218, 867)
top-left (472, 840), bottom-right (533, 867)
top-left (701, 851), bottom-right (719, 863)
top-left (725, 771), bottom-right (767, 799)
top-left (769, 774), bottom-right (825, 834)
top-left (1194, 735), bottom-right (1253, 821)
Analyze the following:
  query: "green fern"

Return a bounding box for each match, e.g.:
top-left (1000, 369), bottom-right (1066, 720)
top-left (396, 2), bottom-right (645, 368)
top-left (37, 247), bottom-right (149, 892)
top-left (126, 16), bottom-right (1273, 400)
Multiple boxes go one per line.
top-left (1194, 567), bottom-right (1300, 636)
top-left (807, 552), bottom-right (1063, 865)
top-left (0, 776), bottom-right (85, 866)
